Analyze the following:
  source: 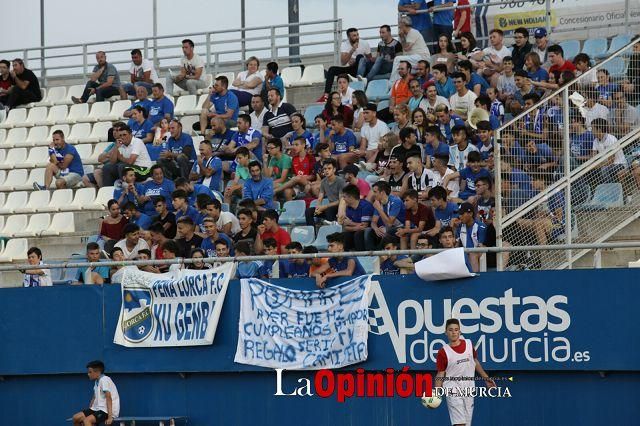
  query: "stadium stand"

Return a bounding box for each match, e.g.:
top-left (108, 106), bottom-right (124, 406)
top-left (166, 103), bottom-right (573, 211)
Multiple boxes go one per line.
top-left (0, 11), bottom-right (639, 288)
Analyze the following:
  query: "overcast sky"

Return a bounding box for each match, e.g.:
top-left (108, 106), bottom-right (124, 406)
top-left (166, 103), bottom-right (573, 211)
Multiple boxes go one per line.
top-left (1, 0), bottom-right (397, 52)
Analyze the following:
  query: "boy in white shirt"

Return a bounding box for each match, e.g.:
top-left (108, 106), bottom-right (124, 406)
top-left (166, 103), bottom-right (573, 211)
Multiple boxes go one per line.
top-left (591, 118), bottom-right (628, 184)
top-left (72, 360), bottom-right (120, 425)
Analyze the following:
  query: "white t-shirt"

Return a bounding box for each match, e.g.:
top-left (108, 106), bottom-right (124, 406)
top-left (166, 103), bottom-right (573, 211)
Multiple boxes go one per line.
top-left (120, 137), bottom-right (153, 168)
top-left (115, 238), bottom-right (150, 260)
top-left (449, 143), bottom-right (479, 171)
top-left (483, 45), bottom-right (512, 63)
top-left (22, 261), bottom-right (52, 287)
top-left (340, 40), bottom-right (371, 63)
top-left (217, 211), bottom-right (241, 235)
top-left (592, 134), bottom-right (627, 166)
top-left (232, 70), bottom-right (264, 95)
top-left (340, 86), bottom-right (355, 107)
top-left (584, 103), bottom-right (610, 128)
top-left (402, 28), bottom-right (430, 60)
top-left (129, 58), bottom-right (158, 83)
top-left (91, 375), bottom-right (120, 417)
top-left (432, 167), bottom-right (460, 198)
top-left (425, 96), bottom-right (450, 113)
top-left (449, 90), bottom-right (478, 117)
top-left (181, 54), bottom-right (206, 81)
top-left (576, 69), bottom-right (598, 85)
top-left (361, 119), bottom-right (389, 151)
top-left (250, 108), bottom-right (267, 131)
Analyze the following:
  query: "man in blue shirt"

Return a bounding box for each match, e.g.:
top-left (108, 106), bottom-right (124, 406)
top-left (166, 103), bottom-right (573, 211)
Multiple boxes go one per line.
top-left (330, 115), bottom-right (361, 168)
top-left (261, 61), bottom-right (285, 105)
top-left (197, 75), bottom-right (240, 134)
top-left (148, 83), bottom-right (174, 127)
top-left (443, 151), bottom-right (492, 201)
top-left (158, 119), bottom-right (195, 180)
top-left (458, 60), bottom-right (490, 96)
top-left (230, 114), bottom-right (263, 160)
top-left (424, 125), bottom-right (450, 164)
top-left (75, 242), bottom-right (111, 284)
top-left (454, 202), bottom-right (487, 272)
top-left (569, 114), bottom-right (595, 167)
top-left (35, 129), bottom-right (84, 190)
top-left (313, 232), bottom-right (366, 288)
top-left (122, 201), bottom-right (153, 230)
top-left (189, 139), bottom-right (223, 193)
top-left (432, 64), bottom-right (455, 99)
top-left (281, 242), bottom-right (310, 278)
top-left (174, 177), bottom-right (218, 208)
top-left (339, 184), bottom-right (374, 251)
top-left (370, 180), bottom-right (406, 249)
top-left (430, 0), bottom-right (456, 39)
top-left (138, 165), bottom-right (176, 216)
top-left (242, 160), bottom-right (274, 210)
top-left (428, 185), bottom-right (458, 232)
top-left (435, 104), bottom-right (465, 143)
top-left (398, 0), bottom-right (434, 44)
top-left (172, 189), bottom-right (201, 223)
top-left (380, 235), bottom-right (412, 274)
top-left (128, 105), bottom-right (154, 143)
top-left (523, 140), bottom-right (558, 175)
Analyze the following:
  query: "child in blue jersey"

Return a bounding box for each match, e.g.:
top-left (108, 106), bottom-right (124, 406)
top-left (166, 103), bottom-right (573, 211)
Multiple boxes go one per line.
top-left (313, 232), bottom-right (366, 289)
top-left (443, 151), bottom-right (491, 202)
top-left (235, 241), bottom-right (262, 279)
top-left (259, 238), bottom-right (283, 279)
top-left (281, 242), bottom-right (310, 278)
top-left (428, 186), bottom-right (459, 231)
top-left (487, 87), bottom-right (504, 124)
top-left (71, 360), bottom-right (120, 426)
top-left (474, 121), bottom-right (494, 160)
top-left (439, 226), bottom-right (473, 272)
top-left (454, 202), bottom-right (487, 273)
top-left (114, 167), bottom-right (144, 209)
top-left (380, 235), bottom-right (413, 275)
top-left (122, 201), bottom-right (152, 231)
top-left (172, 189), bottom-right (200, 224)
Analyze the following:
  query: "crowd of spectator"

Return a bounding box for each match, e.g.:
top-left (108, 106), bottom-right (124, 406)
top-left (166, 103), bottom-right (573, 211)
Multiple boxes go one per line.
top-left (8, 4), bottom-right (640, 287)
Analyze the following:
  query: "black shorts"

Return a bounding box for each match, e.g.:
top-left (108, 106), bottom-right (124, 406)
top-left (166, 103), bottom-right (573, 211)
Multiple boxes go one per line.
top-left (82, 408), bottom-right (108, 423)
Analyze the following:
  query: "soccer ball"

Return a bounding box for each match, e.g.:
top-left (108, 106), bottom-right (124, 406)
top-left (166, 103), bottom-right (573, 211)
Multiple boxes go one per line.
top-left (137, 325), bottom-right (146, 335)
top-left (421, 392), bottom-right (442, 409)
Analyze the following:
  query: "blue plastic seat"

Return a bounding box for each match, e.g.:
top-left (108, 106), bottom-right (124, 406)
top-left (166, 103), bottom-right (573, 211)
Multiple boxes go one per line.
top-left (602, 34), bottom-right (633, 58)
top-left (578, 183), bottom-right (624, 210)
top-left (311, 224), bottom-right (342, 250)
top-left (303, 104), bottom-right (325, 129)
top-left (377, 99), bottom-right (390, 111)
top-left (365, 79), bottom-right (390, 102)
top-left (290, 226), bottom-right (315, 245)
top-left (582, 38), bottom-right (608, 60)
top-left (602, 57), bottom-right (628, 78)
top-left (278, 200), bottom-right (306, 225)
top-left (559, 40), bottom-right (581, 61)
top-left (309, 198), bottom-right (329, 208)
top-left (349, 81), bottom-right (366, 91)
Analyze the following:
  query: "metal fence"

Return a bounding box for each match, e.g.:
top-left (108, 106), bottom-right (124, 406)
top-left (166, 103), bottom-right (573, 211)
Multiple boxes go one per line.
top-left (495, 37), bottom-right (640, 270)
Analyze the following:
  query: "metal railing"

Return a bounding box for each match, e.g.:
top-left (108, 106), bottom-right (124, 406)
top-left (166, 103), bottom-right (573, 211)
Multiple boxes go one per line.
top-left (494, 37), bottom-right (640, 271)
top-left (0, 19), bottom-right (342, 84)
top-left (1, 242), bottom-right (639, 274)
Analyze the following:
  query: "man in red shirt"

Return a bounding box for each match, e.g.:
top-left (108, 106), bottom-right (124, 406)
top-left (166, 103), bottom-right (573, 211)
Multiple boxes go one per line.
top-left (280, 137), bottom-right (315, 195)
top-left (256, 208), bottom-right (291, 254)
top-left (547, 44), bottom-right (576, 75)
top-left (0, 59), bottom-right (14, 106)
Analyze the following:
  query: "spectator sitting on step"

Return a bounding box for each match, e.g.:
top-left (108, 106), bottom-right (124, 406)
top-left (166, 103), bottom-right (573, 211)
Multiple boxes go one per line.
top-left (262, 88), bottom-right (297, 140)
top-left (361, 102), bottom-right (390, 162)
top-left (128, 105), bottom-right (154, 143)
top-left (120, 48), bottom-right (158, 100)
top-left (4, 58), bottom-right (42, 109)
top-left (204, 198), bottom-right (240, 236)
top-left (284, 112), bottom-right (315, 151)
top-left (72, 51), bottom-right (120, 104)
top-left (273, 137), bottom-right (315, 198)
top-left (195, 75), bottom-right (239, 135)
top-left (250, 94), bottom-right (268, 131)
top-left (76, 242), bottom-right (110, 285)
top-left (34, 129), bottom-right (84, 190)
top-left (396, 189), bottom-right (434, 249)
top-left (390, 16), bottom-right (431, 85)
top-left (328, 115), bottom-right (362, 168)
top-left (224, 147), bottom-right (252, 205)
top-left (166, 39), bottom-right (207, 95)
top-left (365, 24), bottom-right (403, 81)
top-left (256, 209), bottom-right (291, 254)
top-left (591, 118), bottom-right (629, 185)
top-left (138, 165), bottom-right (176, 216)
top-left (114, 166), bottom-right (144, 208)
top-left (21, 247), bottom-right (52, 287)
top-left (263, 138), bottom-right (294, 201)
top-left (99, 200), bottom-right (129, 252)
top-left (229, 56), bottom-right (264, 108)
top-left (369, 180), bottom-right (406, 248)
top-left (115, 223), bottom-right (149, 260)
top-left (232, 113), bottom-right (263, 160)
top-left (612, 90), bottom-right (640, 137)
top-left (172, 189), bottom-right (201, 224)
top-left (317, 27), bottom-right (372, 102)
top-left (190, 139), bottom-right (224, 194)
top-left (336, 74), bottom-right (355, 108)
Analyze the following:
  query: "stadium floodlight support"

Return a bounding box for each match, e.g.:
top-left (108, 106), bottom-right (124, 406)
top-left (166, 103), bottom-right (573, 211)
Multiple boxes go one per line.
top-left (0, 242), bottom-right (639, 273)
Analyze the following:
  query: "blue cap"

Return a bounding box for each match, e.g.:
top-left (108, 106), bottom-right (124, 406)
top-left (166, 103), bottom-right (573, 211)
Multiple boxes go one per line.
top-left (534, 28), bottom-right (547, 38)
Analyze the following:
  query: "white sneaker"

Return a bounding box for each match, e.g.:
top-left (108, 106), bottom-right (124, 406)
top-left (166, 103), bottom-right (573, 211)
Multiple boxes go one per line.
top-left (359, 77), bottom-right (368, 87)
